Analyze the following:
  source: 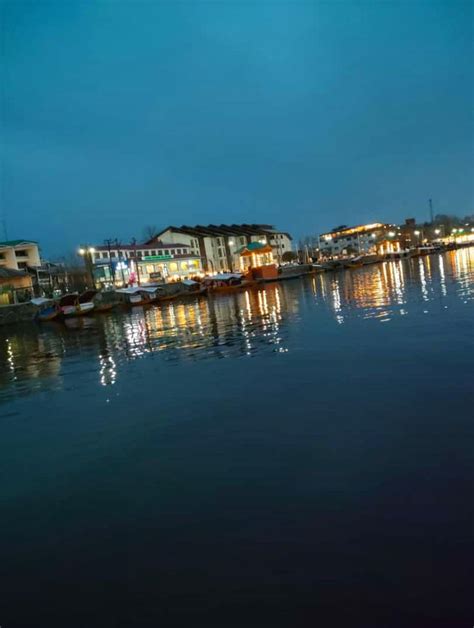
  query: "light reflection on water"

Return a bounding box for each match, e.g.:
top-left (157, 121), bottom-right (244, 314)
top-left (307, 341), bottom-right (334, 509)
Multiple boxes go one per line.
top-left (0, 247), bottom-right (473, 403)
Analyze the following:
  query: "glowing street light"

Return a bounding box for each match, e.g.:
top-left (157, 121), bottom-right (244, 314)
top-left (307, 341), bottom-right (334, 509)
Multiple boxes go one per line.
top-left (434, 229), bottom-right (440, 235)
top-left (414, 230), bottom-right (420, 236)
top-left (388, 231), bottom-right (395, 238)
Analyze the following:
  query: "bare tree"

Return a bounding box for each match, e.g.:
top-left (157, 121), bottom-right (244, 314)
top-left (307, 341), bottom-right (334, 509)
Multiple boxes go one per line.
top-left (142, 225), bottom-right (158, 241)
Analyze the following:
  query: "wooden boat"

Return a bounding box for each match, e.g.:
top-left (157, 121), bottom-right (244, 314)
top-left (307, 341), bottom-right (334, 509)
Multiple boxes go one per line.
top-left (79, 289), bottom-right (116, 313)
top-left (59, 293), bottom-right (95, 317)
top-left (31, 297), bottom-right (62, 322)
top-left (203, 273), bottom-right (257, 294)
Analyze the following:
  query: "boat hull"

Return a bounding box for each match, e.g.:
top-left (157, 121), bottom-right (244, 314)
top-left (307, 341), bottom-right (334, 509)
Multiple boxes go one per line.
top-left (36, 306), bottom-right (61, 322)
top-left (61, 302), bottom-right (95, 317)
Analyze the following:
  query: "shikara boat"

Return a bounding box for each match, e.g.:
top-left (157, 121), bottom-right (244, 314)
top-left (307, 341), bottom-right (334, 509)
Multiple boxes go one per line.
top-left (79, 289), bottom-right (116, 313)
top-left (59, 293), bottom-right (95, 317)
top-left (31, 297), bottom-right (62, 322)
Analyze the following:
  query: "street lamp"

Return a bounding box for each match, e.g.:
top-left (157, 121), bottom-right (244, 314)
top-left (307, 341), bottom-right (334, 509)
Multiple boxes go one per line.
top-left (388, 231), bottom-right (395, 238)
top-left (434, 229), bottom-right (440, 235)
top-left (414, 230), bottom-right (420, 236)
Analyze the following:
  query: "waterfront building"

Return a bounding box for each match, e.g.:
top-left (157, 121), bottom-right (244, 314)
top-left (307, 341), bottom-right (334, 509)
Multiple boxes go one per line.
top-left (318, 223), bottom-right (398, 257)
top-left (91, 242), bottom-right (203, 286)
top-left (0, 240), bottom-right (41, 303)
top-left (146, 224), bottom-right (293, 272)
top-left (0, 239), bottom-right (41, 271)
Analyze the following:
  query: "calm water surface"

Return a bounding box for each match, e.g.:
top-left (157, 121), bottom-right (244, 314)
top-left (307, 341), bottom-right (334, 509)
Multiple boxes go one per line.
top-left (1, 249), bottom-right (473, 627)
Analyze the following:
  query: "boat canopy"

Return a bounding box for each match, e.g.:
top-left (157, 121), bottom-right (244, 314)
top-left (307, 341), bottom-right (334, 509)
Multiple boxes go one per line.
top-left (79, 289), bottom-right (98, 303)
top-left (59, 293), bottom-right (79, 306)
top-left (207, 273), bottom-right (243, 281)
top-left (30, 297), bottom-right (54, 306)
top-left (115, 286), bottom-right (159, 294)
top-left (181, 279), bottom-right (199, 286)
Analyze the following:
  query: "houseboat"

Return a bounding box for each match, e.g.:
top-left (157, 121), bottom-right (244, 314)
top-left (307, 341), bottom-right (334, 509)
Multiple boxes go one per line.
top-left (115, 286), bottom-right (160, 307)
top-left (203, 273), bottom-right (256, 294)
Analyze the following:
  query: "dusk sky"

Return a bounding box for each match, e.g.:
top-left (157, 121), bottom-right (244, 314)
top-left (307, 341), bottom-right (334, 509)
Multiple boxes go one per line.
top-left (2, 1), bottom-right (473, 258)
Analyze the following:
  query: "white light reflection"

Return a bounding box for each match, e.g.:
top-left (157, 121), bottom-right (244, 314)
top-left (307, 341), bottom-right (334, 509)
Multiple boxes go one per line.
top-left (419, 259), bottom-right (429, 301)
top-left (438, 256), bottom-right (447, 297)
top-left (99, 354), bottom-right (117, 387)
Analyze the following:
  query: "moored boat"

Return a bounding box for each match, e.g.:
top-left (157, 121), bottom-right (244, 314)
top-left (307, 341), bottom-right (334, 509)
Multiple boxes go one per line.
top-left (79, 289), bottom-right (117, 313)
top-left (155, 280), bottom-right (207, 302)
top-left (203, 273), bottom-right (257, 294)
top-left (31, 297), bottom-right (62, 322)
top-left (59, 293), bottom-right (95, 317)
top-left (115, 286), bottom-right (160, 307)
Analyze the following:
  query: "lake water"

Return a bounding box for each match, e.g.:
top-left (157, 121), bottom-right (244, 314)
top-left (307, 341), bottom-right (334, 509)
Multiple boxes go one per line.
top-left (1, 249), bottom-right (473, 627)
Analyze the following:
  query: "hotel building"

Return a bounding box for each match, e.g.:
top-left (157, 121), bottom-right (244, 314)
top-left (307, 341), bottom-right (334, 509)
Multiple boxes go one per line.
top-left (318, 223), bottom-right (399, 256)
top-left (91, 242), bottom-right (203, 286)
top-left (146, 224), bottom-right (293, 272)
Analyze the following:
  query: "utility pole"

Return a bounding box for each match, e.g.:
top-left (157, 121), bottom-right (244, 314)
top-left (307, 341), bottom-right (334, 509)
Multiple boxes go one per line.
top-left (131, 238), bottom-right (141, 286)
top-left (104, 239), bottom-right (116, 286)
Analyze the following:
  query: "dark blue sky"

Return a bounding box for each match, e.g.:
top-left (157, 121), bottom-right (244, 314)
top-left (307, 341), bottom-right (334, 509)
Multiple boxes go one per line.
top-left (2, 1), bottom-right (473, 257)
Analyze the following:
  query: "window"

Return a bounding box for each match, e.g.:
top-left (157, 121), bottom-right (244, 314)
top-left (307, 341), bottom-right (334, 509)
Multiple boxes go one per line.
top-left (177, 249), bottom-right (182, 255)
top-left (15, 249), bottom-right (28, 257)
top-left (137, 251), bottom-right (142, 257)
top-left (158, 250), bottom-right (163, 256)
top-left (146, 265), bottom-right (154, 274)
top-left (240, 237), bottom-right (245, 244)
top-left (171, 249), bottom-right (176, 256)
top-left (218, 247), bottom-right (224, 257)
top-left (0, 253), bottom-right (5, 260)
top-left (180, 261), bottom-right (188, 270)
top-left (150, 250), bottom-right (156, 257)
top-left (169, 262), bottom-right (178, 272)
top-left (102, 252), bottom-right (109, 259)
top-left (189, 260), bottom-right (199, 269)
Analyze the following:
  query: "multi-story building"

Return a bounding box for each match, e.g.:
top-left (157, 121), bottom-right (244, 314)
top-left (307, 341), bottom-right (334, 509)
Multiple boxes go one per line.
top-left (91, 242), bottom-right (203, 286)
top-left (146, 224), bottom-right (292, 272)
top-left (0, 239), bottom-right (41, 271)
top-left (318, 223), bottom-right (398, 257)
top-left (0, 240), bottom-right (41, 303)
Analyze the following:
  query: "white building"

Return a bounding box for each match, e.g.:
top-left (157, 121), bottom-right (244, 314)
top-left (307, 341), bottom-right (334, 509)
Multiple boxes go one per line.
top-left (147, 224), bottom-right (293, 272)
top-left (318, 223), bottom-right (396, 257)
top-left (91, 242), bottom-right (202, 285)
top-left (0, 239), bottom-right (41, 270)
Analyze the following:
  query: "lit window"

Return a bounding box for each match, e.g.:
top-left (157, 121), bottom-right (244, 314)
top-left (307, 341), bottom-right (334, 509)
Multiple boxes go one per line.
top-left (180, 261), bottom-right (188, 270)
top-left (169, 262), bottom-right (178, 272)
top-left (146, 265), bottom-right (154, 274)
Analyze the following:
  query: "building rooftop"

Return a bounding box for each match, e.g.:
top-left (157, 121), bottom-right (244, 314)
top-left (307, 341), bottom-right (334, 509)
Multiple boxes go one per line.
top-left (0, 239), bottom-right (38, 248)
top-left (148, 224), bottom-right (292, 242)
top-left (320, 223), bottom-right (388, 238)
top-left (0, 267), bottom-right (28, 279)
top-left (94, 242), bottom-right (190, 251)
